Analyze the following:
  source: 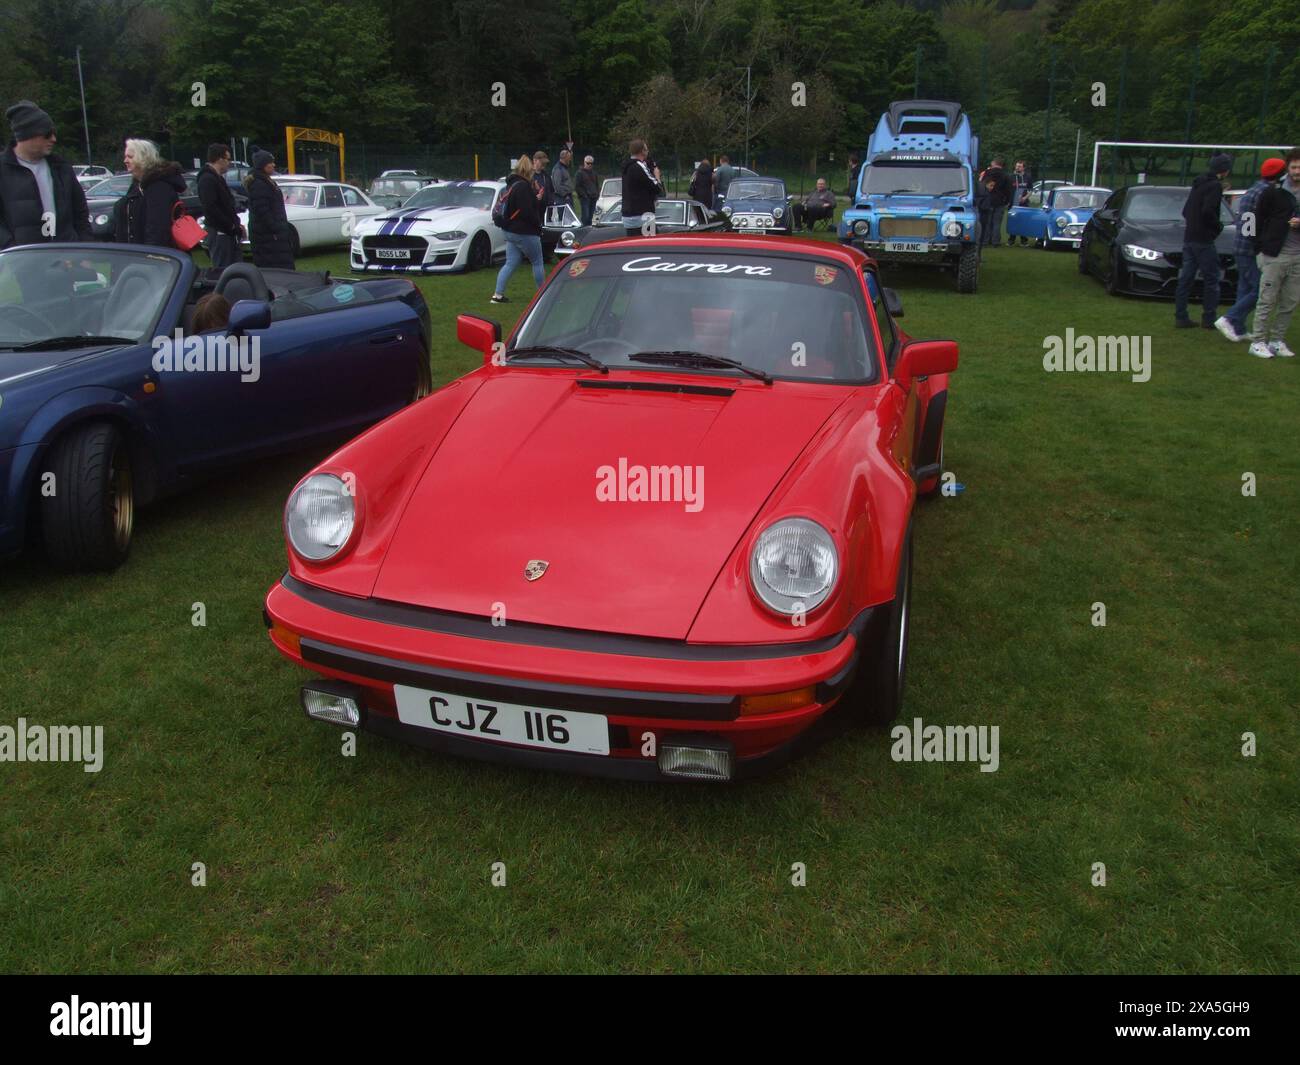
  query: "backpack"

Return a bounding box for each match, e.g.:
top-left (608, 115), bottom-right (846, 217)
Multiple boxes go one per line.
top-left (491, 183), bottom-right (514, 228)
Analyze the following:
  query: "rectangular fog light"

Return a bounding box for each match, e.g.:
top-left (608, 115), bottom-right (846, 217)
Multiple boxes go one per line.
top-left (302, 686), bottom-right (362, 727)
top-left (659, 742), bottom-right (734, 782)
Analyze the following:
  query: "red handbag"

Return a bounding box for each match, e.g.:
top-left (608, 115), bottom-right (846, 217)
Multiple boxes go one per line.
top-left (171, 201), bottom-right (207, 252)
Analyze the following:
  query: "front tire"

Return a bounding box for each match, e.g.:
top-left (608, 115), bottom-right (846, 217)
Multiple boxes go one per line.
top-left (1078, 233), bottom-right (1091, 275)
top-left (844, 531), bottom-right (912, 725)
top-left (467, 231), bottom-right (491, 271)
top-left (41, 422), bottom-right (134, 572)
top-left (289, 225), bottom-right (301, 259)
top-left (1105, 247), bottom-right (1124, 296)
top-left (956, 244), bottom-right (979, 293)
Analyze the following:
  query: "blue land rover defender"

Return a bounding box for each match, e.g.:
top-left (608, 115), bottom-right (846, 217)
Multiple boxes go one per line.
top-left (841, 100), bottom-right (982, 293)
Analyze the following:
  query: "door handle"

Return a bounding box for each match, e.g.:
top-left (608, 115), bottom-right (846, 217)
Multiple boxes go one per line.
top-left (369, 332), bottom-right (404, 345)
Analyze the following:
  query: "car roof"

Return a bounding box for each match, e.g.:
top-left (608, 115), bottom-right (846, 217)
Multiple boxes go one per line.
top-left (1053, 185), bottom-right (1110, 194)
top-left (273, 173), bottom-right (327, 182)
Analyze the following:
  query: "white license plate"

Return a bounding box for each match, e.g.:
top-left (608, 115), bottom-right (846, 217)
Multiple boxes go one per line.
top-left (885, 241), bottom-right (930, 252)
top-left (375, 247), bottom-right (410, 260)
top-left (393, 684), bottom-right (609, 755)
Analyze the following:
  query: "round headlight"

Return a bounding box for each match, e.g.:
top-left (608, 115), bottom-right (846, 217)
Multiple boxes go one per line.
top-left (749, 518), bottom-right (838, 615)
top-left (95, 213), bottom-right (108, 227)
top-left (853, 219), bottom-right (869, 236)
top-left (286, 473), bottom-right (355, 562)
top-left (1054, 216), bottom-right (1066, 229)
top-left (722, 205), bottom-right (733, 216)
top-left (773, 206), bottom-right (784, 219)
top-left (942, 219), bottom-right (962, 238)
top-left (561, 230), bottom-right (575, 247)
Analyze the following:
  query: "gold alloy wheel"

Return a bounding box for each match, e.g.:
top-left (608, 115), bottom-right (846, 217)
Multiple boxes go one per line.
top-left (109, 441), bottom-right (134, 552)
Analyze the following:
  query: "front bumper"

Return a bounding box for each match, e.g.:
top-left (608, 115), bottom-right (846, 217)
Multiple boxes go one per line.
top-left (1119, 258), bottom-right (1238, 300)
top-left (264, 574), bottom-right (870, 780)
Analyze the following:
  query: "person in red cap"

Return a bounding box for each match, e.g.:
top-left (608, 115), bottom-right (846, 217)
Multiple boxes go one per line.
top-left (1247, 148), bottom-right (1300, 359)
top-left (1215, 157), bottom-right (1287, 343)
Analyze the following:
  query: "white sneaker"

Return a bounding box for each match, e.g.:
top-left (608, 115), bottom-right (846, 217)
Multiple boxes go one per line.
top-left (1247, 341), bottom-right (1275, 359)
top-left (1214, 316), bottom-right (1243, 342)
top-left (1268, 340), bottom-right (1296, 358)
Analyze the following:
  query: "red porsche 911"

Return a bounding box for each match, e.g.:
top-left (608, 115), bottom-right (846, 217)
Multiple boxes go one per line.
top-left (263, 234), bottom-right (957, 781)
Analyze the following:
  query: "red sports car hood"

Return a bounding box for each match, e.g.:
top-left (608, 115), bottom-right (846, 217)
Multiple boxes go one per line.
top-left (371, 371), bottom-right (848, 639)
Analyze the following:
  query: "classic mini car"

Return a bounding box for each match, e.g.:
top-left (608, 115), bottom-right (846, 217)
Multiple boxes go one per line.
top-left (719, 177), bottom-right (793, 234)
top-left (235, 180), bottom-right (384, 256)
top-left (0, 243), bottom-right (432, 571)
top-left (1079, 184), bottom-right (1238, 298)
top-left (348, 180), bottom-right (505, 273)
top-left (367, 175), bottom-right (440, 210)
top-left (556, 198), bottom-right (726, 256)
top-left (1006, 184), bottom-right (1110, 248)
top-left (264, 234), bottom-right (957, 781)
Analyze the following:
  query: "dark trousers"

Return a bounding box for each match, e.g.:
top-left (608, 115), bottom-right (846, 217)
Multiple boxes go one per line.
top-left (579, 196), bottom-right (596, 226)
top-left (792, 203), bottom-right (833, 229)
top-left (1224, 252), bottom-right (1261, 333)
top-left (1174, 241), bottom-right (1221, 322)
top-left (208, 232), bottom-right (241, 272)
top-left (981, 205), bottom-right (1005, 245)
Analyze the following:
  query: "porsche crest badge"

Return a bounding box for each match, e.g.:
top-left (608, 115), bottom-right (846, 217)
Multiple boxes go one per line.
top-left (568, 258), bottom-right (590, 277)
top-left (814, 265), bottom-right (837, 286)
top-left (524, 559), bottom-right (549, 581)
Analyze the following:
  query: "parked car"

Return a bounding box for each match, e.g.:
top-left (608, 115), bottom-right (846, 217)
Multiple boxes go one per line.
top-left (240, 181), bottom-right (385, 256)
top-left (368, 175), bottom-right (440, 210)
top-left (73, 165), bottom-right (113, 191)
top-left (1006, 184), bottom-right (1110, 248)
top-left (719, 177), bottom-right (793, 234)
top-left (1078, 184), bottom-right (1238, 298)
top-left (0, 243), bottom-right (432, 570)
top-left (84, 173), bottom-right (135, 239)
top-left (592, 178), bottom-right (622, 223)
top-left (556, 198), bottom-right (726, 256)
top-left (349, 180), bottom-right (504, 273)
top-left (264, 235), bottom-right (957, 781)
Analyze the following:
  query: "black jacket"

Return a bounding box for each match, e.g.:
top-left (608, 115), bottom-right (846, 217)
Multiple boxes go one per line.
top-left (621, 156), bottom-right (662, 218)
top-left (576, 167), bottom-right (600, 200)
top-left (245, 169), bottom-right (294, 268)
top-left (982, 166), bottom-right (1013, 208)
top-left (114, 160), bottom-right (186, 246)
top-left (688, 164), bottom-right (713, 204)
top-left (0, 147), bottom-right (92, 248)
top-left (501, 174), bottom-right (541, 236)
top-left (1254, 183), bottom-right (1298, 258)
top-left (1182, 171), bottom-right (1225, 243)
top-left (197, 164), bottom-right (240, 235)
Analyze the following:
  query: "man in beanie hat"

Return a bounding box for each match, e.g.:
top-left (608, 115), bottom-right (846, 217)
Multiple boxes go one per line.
top-left (0, 99), bottom-right (92, 249)
top-left (1174, 152), bottom-right (1233, 329)
top-left (1214, 158), bottom-right (1285, 342)
top-left (1245, 149), bottom-right (1300, 359)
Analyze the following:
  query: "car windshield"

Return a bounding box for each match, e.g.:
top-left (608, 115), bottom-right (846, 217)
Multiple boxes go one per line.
top-left (280, 185), bottom-right (318, 207)
top-left (1053, 190), bottom-right (1108, 209)
top-left (0, 247), bottom-right (180, 347)
top-left (1123, 187), bottom-right (1235, 224)
top-left (88, 174), bottom-right (133, 197)
top-left (727, 179), bottom-right (785, 201)
top-left (862, 164), bottom-right (967, 196)
top-left (653, 201), bottom-right (687, 225)
top-left (371, 178), bottom-right (430, 198)
top-left (402, 184), bottom-right (495, 210)
top-left (600, 179), bottom-right (621, 197)
top-left (513, 251), bottom-right (876, 382)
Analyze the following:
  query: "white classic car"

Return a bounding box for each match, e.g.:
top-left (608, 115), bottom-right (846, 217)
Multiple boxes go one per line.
top-left (348, 180), bottom-right (506, 273)
top-left (74, 165), bottom-right (113, 191)
top-left (238, 180), bottom-right (385, 255)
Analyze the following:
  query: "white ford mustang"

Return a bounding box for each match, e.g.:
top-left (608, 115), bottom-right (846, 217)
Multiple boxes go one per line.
top-left (349, 180), bottom-right (507, 273)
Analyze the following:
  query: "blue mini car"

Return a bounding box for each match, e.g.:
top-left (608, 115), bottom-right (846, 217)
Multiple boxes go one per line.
top-left (0, 243), bottom-right (431, 571)
top-left (1006, 184), bottom-right (1111, 249)
top-left (719, 177), bottom-right (793, 234)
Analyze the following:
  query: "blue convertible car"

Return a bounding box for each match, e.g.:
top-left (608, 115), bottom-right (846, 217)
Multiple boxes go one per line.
top-left (0, 243), bottom-right (431, 571)
top-left (1006, 184), bottom-right (1111, 249)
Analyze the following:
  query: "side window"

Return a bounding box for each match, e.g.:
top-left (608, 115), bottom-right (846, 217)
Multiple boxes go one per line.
top-left (342, 186), bottom-right (364, 207)
top-left (322, 185), bottom-right (345, 209)
top-left (1106, 188), bottom-right (1125, 214)
top-left (866, 271), bottom-right (898, 369)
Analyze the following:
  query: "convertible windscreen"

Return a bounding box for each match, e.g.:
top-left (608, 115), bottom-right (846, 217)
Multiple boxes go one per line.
top-left (514, 252), bottom-right (877, 382)
top-left (727, 180), bottom-right (785, 201)
top-left (0, 248), bottom-right (180, 347)
top-left (402, 185), bottom-right (495, 211)
top-left (862, 164), bottom-right (967, 196)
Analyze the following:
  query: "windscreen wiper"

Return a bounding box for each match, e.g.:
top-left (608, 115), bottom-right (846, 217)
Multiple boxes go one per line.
top-left (628, 350), bottom-right (772, 384)
top-left (5, 335), bottom-right (136, 351)
top-left (506, 345), bottom-right (608, 373)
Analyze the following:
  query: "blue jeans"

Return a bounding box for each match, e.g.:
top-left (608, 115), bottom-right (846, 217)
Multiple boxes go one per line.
top-left (1223, 253), bottom-right (1261, 333)
top-left (1174, 241), bottom-right (1220, 322)
top-left (494, 232), bottom-right (544, 294)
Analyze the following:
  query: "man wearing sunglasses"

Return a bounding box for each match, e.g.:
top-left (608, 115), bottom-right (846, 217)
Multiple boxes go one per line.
top-left (0, 99), bottom-right (92, 249)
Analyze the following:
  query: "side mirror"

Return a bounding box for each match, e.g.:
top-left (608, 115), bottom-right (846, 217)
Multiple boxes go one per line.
top-left (227, 299), bottom-right (271, 336)
top-left (688, 218), bottom-right (698, 228)
top-left (894, 339), bottom-right (958, 388)
top-left (882, 286), bottom-right (904, 318)
top-left (457, 313), bottom-right (502, 365)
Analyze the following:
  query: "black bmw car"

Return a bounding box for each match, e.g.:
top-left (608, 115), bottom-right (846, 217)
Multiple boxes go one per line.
top-left (1078, 184), bottom-right (1237, 299)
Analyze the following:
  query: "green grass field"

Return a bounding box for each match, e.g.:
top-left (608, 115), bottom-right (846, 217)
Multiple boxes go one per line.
top-left (1, 236), bottom-right (1296, 974)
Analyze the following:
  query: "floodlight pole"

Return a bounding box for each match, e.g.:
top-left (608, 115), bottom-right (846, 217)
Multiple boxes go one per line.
top-left (744, 66), bottom-right (751, 170)
top-left (76, 46), bottom-right (92, 166)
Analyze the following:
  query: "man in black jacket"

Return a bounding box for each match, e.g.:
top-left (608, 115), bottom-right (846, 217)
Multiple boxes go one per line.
top-left (1246, 150), bottom-right (1300, 359)
top-left (621, 139), bottom-right (663, 236)
top-left (197, 142), bottom-right (243, 271)
top-left (980, 158), bottom-right (1013, 246)
top-left (0, 100), bottom-right (92, 248)
top-left (1175, 153), bottom-right (1232, 328)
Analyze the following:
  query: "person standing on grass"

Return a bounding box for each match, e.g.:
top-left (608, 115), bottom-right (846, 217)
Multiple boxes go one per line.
top-left (532, 151), bottom-right (555, 211)
top-left (1245, 150), bottom-right (1300, 360)
top-left (688, 158), bottom-right (713, 205)
top-left (491, 154), bottom-right (545, 304)
top-left (552, 149), bottom-right (574, 213)
top-left (1215, 159), bottom-right (1279, 343)
top-left (1175, 153), bottom-right (1232, 329)
top-left (621, 139), bottom-right (663, 236)
top-left (244, 150), bottom-right (295, 269)
top-left (980, 158), bottom-right (1012, 247)
top-left (0, 100), bottom-right (91, 248)
top-left (576, 155), bottom-right (599, 225)
top-left (848, 153), bottom-right (862, 200)
top-left (114, 138), bottom-right (185, 248)
top-left (197, 143), bottom-right (244, 272)
top-left (713, 153), bottom-right (735, 211)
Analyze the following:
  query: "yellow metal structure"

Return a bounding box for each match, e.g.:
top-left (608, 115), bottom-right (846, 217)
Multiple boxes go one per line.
top-left (285, 126), bottom-right (345, 178)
